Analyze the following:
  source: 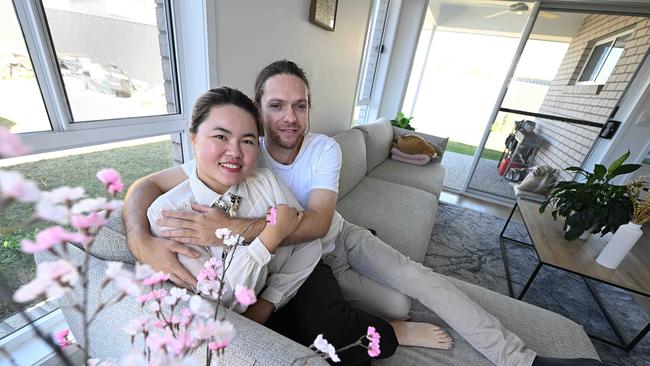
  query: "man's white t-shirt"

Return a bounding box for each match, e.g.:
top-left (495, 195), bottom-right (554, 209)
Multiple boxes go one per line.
top-left (182, 133), bottom-right (344, 254)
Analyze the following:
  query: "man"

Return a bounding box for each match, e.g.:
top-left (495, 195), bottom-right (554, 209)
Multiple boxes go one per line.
top-left (124, 60), bottom-right (603, 366)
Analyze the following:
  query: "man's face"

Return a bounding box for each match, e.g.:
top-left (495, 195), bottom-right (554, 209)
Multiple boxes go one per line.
top-left (259, 74), bottom-right (309, 150)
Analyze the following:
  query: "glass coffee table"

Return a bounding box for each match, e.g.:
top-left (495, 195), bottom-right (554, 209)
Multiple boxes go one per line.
top-left (499, 198), bottom-right (650, 352)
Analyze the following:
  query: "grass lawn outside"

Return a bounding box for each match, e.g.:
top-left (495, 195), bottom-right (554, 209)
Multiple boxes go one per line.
top-left (0, 141), bottom-right (174, 322)
top-left (446, 141), bottom-right (503, 161)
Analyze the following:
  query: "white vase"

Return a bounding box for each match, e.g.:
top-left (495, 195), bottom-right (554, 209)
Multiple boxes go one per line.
top-left (596, 222), bottom-right (643, 269)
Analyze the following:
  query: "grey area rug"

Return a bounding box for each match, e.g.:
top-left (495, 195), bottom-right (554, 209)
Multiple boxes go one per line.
top-left (424, 202), bottom-right (649, 366)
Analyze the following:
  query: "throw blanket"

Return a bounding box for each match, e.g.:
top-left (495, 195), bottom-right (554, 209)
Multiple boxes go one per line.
top-left (390, 147), bottom-right (431, 165)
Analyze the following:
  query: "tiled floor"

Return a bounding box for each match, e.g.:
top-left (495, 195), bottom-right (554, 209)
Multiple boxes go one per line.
top-left (440, 189), bottom-right (523, 224)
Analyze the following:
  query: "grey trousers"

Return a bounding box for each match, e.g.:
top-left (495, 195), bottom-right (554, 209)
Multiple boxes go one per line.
top-left (322, 221), bottom-right (537, 366)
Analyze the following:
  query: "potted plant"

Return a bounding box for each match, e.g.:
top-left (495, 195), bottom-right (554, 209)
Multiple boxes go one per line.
top-left (539, 151), bottom-right (641, 241)
top-left (391, 112), bottom-right (415, 130)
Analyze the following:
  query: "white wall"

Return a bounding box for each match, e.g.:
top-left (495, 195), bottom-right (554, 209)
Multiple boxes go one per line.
top-left (212, 0), bottom-right (371, 136)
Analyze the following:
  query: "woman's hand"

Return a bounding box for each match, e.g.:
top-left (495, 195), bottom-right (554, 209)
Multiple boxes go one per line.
top-left (156, 203), bottom-right (229, 246)
top-left (259, 205), bottom-right (304, 252)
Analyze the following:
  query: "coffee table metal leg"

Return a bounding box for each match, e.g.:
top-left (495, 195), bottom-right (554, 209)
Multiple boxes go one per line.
top-left (584, 278), bottom-right (650, 352)
top-left (500, 203), bottom-right (518, 238)
top-left (500, 236), bottom-right (515, 298)
top-left (518, 262), bottom-right (543, 300)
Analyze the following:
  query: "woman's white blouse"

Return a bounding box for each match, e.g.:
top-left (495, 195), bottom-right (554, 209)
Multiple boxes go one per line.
top-left (147, 167), bottom-right (322, 313)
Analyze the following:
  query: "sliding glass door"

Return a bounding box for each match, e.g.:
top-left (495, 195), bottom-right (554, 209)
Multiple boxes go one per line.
top-left (401, 0), bottom-right (533, 191)
top-left (405, 0), bottom-right (650, 201)
top-left (467, 9), bottom-right (650, 199)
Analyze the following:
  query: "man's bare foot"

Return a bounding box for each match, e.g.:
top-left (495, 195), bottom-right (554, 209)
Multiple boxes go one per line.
top-left (389, 321), bottom-right (453, 349)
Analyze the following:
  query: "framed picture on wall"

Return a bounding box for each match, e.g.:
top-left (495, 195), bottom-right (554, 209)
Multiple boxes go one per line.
top-left (309, 0), bottom-right (338, 31)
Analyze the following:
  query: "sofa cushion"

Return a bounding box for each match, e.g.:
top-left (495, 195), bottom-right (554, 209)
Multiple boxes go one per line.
top-left (332, 129), bottom-right (367, 200)
top-left (354, 118), bottom-right (394, 173)
top-left (369, 159), bottom-right (445, 198)
top-left (393, 127), bottom-right (449, 163)
top-left (336, 177), bottom-right (437, 263)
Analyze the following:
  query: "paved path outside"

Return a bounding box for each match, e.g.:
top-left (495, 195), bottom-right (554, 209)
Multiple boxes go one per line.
top-left (442, 151), bottom-right (515, 199)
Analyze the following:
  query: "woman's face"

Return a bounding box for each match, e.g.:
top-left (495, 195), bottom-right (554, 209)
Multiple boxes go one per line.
top-left (191, 105), bottom-right (259, 194)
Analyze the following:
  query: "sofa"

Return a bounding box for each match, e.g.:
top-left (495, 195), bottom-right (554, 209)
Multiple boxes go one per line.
top-left (36, 119), bottom-right (600, 365)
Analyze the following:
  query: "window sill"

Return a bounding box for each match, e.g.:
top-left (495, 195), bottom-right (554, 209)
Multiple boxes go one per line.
top-left (563, 83), bottom-right (604, 95)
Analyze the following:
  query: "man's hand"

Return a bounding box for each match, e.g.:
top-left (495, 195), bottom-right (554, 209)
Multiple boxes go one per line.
top-left (242, 298), bottom-right (274, 324)
top-left (131, 234), bottom-right (200, 290)
top-left (156, 203), bottom-right (229, 246)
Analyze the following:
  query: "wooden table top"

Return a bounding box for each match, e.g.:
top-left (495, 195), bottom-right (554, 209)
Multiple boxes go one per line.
top-left (517, 198), bottom-right (650, 298)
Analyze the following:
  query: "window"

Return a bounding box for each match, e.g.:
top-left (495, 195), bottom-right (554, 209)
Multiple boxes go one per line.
top-left (5, 0), bottom-right (188, 156)
top-left (42, 0), bottom-right (177, 122)
top-left (578, 31), bottom-right (632, 85)
top-left (0, 0), bottom-right (51, 134)
top-left (354, 0), bottom-right (390, 125)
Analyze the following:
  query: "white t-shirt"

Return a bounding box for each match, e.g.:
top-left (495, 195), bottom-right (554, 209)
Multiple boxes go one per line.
top-left (182, 133), bottom-right (344, 254)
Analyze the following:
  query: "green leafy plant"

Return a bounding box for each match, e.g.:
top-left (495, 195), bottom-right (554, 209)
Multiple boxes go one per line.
top-left (539, 151), bottom-right (641, 240)
top-left (391, 112), bottom-right (415, 130)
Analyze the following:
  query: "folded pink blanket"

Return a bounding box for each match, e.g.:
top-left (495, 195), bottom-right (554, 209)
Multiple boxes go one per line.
top-left (390, 147), bottom-right (431, 165)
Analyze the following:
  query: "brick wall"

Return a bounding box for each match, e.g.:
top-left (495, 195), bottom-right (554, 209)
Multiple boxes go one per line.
top-left (533, 14), bottom-right (650, 180)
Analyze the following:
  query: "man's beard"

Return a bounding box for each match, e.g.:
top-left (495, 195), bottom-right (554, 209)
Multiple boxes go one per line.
top-left (268, 126), bottom-right (304, 150)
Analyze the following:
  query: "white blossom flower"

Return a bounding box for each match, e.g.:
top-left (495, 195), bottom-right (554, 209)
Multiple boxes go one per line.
top-left (41, 186), bottom-right (85, 204)
top-left (134, 263), bottom-right (155, 280)
top-left (215, 228), bottom-right (231, 239)
top-left (189, 295), bottom-right (213, 318)
top-left (71, 197), bottom-right (107, 214)
top-left (0, 171), bottom-right (40, 202)
top-left (36, 200), bottom-right (69, 224)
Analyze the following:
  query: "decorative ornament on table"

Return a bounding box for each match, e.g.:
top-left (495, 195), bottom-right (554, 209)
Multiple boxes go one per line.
top-left (596, 177), bottom-right (649, 269)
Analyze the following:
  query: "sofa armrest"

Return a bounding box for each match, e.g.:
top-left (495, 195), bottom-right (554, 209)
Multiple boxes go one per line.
top-left (392, 126), bottom-right (449, 162)
top-left (35, 244), bottom-right (327, 366)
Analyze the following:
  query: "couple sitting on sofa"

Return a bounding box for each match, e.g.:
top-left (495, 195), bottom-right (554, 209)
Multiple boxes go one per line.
top-left (126, 60), bottom-right (601, 366)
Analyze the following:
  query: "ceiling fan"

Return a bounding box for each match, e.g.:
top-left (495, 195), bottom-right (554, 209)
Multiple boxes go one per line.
top-left (484, 2), bottom-right (559, 19)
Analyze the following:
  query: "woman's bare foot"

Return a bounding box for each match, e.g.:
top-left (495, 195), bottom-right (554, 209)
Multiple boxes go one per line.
top-left (389, 321), bottom-right (453, 349)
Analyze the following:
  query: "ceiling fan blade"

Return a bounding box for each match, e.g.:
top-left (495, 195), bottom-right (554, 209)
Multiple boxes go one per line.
top-left (484, 10), bottom-right (509, 19)
top-left (539, 10), bottom-right (560, 19)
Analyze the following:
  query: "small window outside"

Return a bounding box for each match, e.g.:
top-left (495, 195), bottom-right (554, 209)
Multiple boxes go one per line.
top-left (578, 31), bottom-right (632, 85)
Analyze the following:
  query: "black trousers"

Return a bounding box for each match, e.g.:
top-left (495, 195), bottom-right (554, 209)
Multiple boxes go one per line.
top-left (266, 261), bottom-right (399, 366)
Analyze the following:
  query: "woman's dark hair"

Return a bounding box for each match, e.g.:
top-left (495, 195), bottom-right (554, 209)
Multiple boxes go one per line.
top-left (254, 60), bottom-right (311, 108)
top-left (190, 87), bottom-right (263, 136)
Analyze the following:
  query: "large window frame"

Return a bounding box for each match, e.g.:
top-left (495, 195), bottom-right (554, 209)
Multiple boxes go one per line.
top-left (8, 0), bottom-right (206, 158)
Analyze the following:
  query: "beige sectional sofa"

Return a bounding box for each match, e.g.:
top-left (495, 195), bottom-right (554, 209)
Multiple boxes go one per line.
top-left (35, 119), bottom-right (600, 365)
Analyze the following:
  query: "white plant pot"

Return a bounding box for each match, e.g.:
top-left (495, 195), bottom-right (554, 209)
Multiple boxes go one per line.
top-left (596, 222), bottom-right (643, 269)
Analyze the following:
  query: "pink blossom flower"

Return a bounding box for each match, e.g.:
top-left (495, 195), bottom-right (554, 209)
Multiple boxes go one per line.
top-left (115, 276), bottom-right (142, 296)
top-left (136, 293), bottom-right (153, 304)
top-left (234, 285), bottom-right (257, 306)
top-left (167, 331), bottom-right (193, 356)
top-left (163, 287), bottom-right (189, 305)
top-left (366, 326), bottom-right (381, 357)
top-left (16, 260), bottom-right (79, 301)
top-left (20, 226), bottom-right (87, 253)
top-left (211, 320), bottom-right (235, 350)
top-left (0, 126), bottom-right (29, 157)
top-left (96, 169), bottom-right (123, 194)
top-left (53, 328), bottom-right (71, 350)
top-left (123, 316), bottom-right (149, 336)
top-left (267, 206), bottom-right (277, 225)
top-left (0, 171), bottom-right (40, 202)
top-left (143, 271), bottom-right (170, 286)
top-left (146, 332), bottom-right (167, 352)
top-left (193, 319), bottom-right (217, 340)
top-left (71, 212), bottom-right (108, 230)
top-left (151, 288), bottom-right (168, 300)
